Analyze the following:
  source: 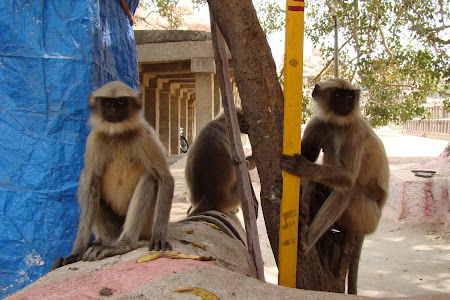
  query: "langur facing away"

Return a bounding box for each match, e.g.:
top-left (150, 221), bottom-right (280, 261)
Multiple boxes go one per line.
top-left (185, 108), bottom-right (255, 218)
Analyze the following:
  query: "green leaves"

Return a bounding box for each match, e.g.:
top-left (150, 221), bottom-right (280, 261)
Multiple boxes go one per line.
top-left (140, 0), bottom-right (183, 28)
top-left (305, 0), bottom-right (450, 125)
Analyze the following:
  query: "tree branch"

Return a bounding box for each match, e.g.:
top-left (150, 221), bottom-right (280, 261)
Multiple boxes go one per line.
top-left (373, 13), bottom-right (394, 63)
top-left (313, 37), bottom-right (352, 82)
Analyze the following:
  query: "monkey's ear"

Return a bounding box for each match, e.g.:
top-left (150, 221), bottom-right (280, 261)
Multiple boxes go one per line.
top-left (134, 94), bottom-right (143, 110)
top-left (312, 84), bottom-right (320, 98)
top-left (88, 94), bottom-right (97, 110)
top-left (354, 89), bottom-right (361, 102)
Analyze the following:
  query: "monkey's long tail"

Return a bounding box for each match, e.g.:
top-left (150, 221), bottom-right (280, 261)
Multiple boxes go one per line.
top-left (347, 235), bottom-right (364, 294)
top-left (304, 190), bottom-right (350, 252)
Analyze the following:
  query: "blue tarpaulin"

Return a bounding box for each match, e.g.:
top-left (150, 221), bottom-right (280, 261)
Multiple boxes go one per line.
top-left (0, 0), bottom-right (139, 297)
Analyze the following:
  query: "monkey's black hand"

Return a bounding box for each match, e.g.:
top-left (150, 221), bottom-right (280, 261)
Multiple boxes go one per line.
top-left (51, 253), bottom-right (83, 270)
top-left (245, 155), bottom-right (256, 170)
top-left (280, 154), bottom-right (314, 178)
top-left (149, 233), bottom-right (172, 251)
top-left (51, 258), bottom-right (64, 270)
top-left (83, 241), bottom-right (135, 261)
top-left (239, 118), bottom-right (249, 134)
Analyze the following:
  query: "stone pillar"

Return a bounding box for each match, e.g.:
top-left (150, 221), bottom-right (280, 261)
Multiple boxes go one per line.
top-left (194, 73), bottom-right (214, 134)
top-left (170, 85), bottom-right (181, 156)
top-left (180, 91), bottom-right (188, 142)
top-left (188, 96), bottom-right (195, 145)
top-left (232, 80), bottom-right (241, 107)
top-left (144, 78), bottom-right (159, 134)
top-left (214, 76), bottom-right (221, 116)
top-left (191, 58), bottom-right (215, 135)
top-left (158, 80), bottom-right (171, 156)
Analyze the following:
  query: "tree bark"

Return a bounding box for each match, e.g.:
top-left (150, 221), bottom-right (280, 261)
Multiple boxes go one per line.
top-left (207, 0), bottom-right (284, 260)
top-left (207, 0), bottom-right (358, 293)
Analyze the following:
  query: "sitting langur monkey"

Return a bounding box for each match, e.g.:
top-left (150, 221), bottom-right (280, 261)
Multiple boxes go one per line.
top-left (52, 81), bottom-right (174, 269)
top-left (185, 108), bottom-right (255, 218)
top-left (280, 78), bottom-right (389, 253)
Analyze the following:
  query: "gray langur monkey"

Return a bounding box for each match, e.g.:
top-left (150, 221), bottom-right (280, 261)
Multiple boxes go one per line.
top-left (185, 108), bottom-right (256, 218)
top-left (280, 78), bottom-right (389, 253)
top-left (52, 81), bottom-right (174, 269)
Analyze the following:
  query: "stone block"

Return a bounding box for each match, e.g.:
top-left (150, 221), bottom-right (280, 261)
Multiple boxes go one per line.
top-left (191, 58), bottom-right (215, 73)
top-left (384, 166), bottom-right (449, 230)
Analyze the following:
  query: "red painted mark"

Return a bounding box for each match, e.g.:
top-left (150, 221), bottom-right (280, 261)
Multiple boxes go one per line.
top-left (424, 179), bottom-right (432, 222)
top-left (288, 0), bottom-right (305, 11)
top-left (10, 258), bottom-right (218, 299)
top-left (288, 6), bottom-right (305, 11)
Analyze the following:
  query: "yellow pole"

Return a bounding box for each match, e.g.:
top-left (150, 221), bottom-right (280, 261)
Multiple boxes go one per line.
top-left (278, 0), bottom-right (304, 288)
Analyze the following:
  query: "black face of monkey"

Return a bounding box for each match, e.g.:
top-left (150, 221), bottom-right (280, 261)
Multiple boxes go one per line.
top-left (312, 85), bottom-right (357, 117)
top-left (97, 97), bottom-right (132, 123)
top-left (329, 88), bottom-right (356, 116)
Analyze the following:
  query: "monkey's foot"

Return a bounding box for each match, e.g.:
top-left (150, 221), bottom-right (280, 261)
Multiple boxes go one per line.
top-left (149, 237), bottom-right (171, 252)
top-left (51, 253), bottom-right (83, 270)
top-left (83, 242), bottom-right (136, 261)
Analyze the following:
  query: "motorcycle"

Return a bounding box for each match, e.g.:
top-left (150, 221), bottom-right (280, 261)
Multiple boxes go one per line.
top-left (180, 127), bottom-right (189, 153)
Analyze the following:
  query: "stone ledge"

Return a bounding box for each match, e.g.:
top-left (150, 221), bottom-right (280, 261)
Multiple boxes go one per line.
top-left (9, 221), bottom-right (448, 300)
top-left (134, 30), bottom-right (211, 45)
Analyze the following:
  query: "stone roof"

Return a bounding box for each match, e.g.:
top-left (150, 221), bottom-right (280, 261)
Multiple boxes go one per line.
top-left (134, 30), bottom-right (211, 45)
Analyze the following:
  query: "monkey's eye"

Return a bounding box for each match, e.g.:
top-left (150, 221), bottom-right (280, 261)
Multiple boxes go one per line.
top-left (117, 97), bottom-right (129, 106)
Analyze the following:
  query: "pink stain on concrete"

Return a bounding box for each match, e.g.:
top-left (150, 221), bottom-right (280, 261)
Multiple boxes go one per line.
top-left (397, 181), bottom-right (405, 221)
top-left (10, 258), bottom-right (217, 299)
top-left (424, 179), bottom-right (432, 223)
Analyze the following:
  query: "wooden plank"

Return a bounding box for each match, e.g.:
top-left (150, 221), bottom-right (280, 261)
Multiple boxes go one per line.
top-left (210, 15), bottom-right (266, 281)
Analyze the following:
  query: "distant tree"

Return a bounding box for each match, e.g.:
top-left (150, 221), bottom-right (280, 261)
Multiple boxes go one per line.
top-left (306, 0), bottom-right (450, 126)
top-left (138, 0), bottom-right (285, 35)
top-left (138, 0), bottom-right (183, 28)
top-left (139, 0), bottom-right (449, 126)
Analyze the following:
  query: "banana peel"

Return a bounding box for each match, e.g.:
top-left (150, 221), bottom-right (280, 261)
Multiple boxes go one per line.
top-left (166, 251), bottom-right (214, 261)
top-left (136, 251), bottom-right (164, 263)
top-left (191, 242), bottom-right (206, 250)
top-left (137, 251), bottom-right (215, 263)
top-left (174, 287), bottom-right (219, 300)
top-left (204, 223), bottom-right (222, 231)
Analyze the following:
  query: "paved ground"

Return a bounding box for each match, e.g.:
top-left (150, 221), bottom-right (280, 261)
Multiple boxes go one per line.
top-left (168, 129), bottom-right (450, 298)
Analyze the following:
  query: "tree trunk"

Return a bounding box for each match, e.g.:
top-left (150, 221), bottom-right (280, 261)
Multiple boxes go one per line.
top-left (207, 0), bottom-right (358, 293)
top-left (207, 0), bottom-right (284, 260)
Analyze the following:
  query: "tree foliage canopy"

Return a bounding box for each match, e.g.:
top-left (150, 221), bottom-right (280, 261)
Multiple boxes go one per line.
top-left (306, 0), bottom-right (450, 126)
top-left (138, 0), bottom-right (450, 126)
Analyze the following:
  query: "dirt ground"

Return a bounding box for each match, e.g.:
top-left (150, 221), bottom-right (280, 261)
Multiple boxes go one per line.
top-left (169, 129), bottom-right (450, 298)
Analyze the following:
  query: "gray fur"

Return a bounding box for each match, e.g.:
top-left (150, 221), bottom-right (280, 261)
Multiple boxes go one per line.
top-left (52, 81), bottom-right (174, 270)
top-left (280, 78), bottom-right (389, 253)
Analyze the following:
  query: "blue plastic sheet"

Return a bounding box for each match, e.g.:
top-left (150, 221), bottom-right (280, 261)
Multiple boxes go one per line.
top-left (0, 0), bottom-right (139, 297)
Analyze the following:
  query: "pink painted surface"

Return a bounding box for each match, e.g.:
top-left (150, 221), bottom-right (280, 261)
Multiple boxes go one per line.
top-left (424, 179), bottom-right (432, 223)
top-left (397, 181), bottom-right (405, 221)
top-left (10, 258), bottom-right (217, 299)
